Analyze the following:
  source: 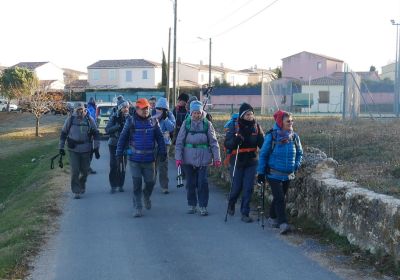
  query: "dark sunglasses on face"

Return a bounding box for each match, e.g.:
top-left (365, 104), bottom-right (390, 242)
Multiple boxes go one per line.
top-left (285, 119), bottom-right (294, 123)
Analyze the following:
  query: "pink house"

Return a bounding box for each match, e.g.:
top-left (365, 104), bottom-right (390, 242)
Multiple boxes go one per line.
top-left (282, 51), bottom-right (344, 81)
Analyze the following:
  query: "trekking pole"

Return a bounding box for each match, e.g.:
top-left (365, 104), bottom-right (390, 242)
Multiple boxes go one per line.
top-left (50, 154), bottom-right (60, 169)
top-left (176, 165), bottom-right (184, 188)
top-left (224, 144), bottom-right (240, 222)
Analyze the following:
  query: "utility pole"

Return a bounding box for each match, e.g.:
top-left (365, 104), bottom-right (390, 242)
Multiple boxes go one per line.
top-left (172, 0), bottom-right (177, 107)
top-left (391, 20), bottom-right (400, 117)
top-left (208, 38), bottom-right (212, 87)
top-left (167, 27), bottom-right (171, 103)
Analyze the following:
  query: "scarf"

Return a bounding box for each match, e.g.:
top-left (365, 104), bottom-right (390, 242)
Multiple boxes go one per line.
top-left (238, 118), bottom-right (256, 137)
top-left (276, 129), bottom-right (294, 143)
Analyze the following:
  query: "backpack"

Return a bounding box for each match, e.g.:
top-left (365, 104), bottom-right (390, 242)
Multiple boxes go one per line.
top-left (266, 128), bottom-right (300, 154)
top-left (183, 116), bottom-right (210, 148)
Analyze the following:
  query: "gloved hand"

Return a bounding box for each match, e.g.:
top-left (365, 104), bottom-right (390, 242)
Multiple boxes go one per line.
top-left (59, 148), bottom-right (65, 156)
top-left (257, 174), bottom-right (265, 185)
top-left (159, 153), bottom-right (167, 162)
top-left (176, 160), bottom-right (183, 167)
top-left (214, 160), bottom-right (222, 167)
top-left (161, 110), bottom-right (168, 120)
top-left (234, 134), bottom-right (243, 146)
top-left (94, 148), bottom-right (100, 159)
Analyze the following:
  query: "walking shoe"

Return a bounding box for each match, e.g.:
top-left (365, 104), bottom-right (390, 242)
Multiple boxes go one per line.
top-left (118, 187), bottom-right (124, 192)
top-left (199, 207), bottom-right (208, 216)
top-left (227, 203), bottom-right (235, 216)
top-left (241, 215), bottom-right (253, 223)
top-left (144, 198), bottom-right (152, 210)
top-left (187, 206), bottom-right (197, 214)
top-left (279, 223), bottom-right (291, 235)
top-left (110, 188), bottom-right (116, 194)
top-left (133, 209), bottom-right (143, 218)
top-left (74, 193), bottom-right (81, 199)
top-left (161, 188), bottom-right (169, 194)
top-left (267, 218), bottom-right (279, 228)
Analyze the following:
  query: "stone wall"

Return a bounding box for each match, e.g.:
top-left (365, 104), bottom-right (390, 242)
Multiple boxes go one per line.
top-left (288, 147), bottom-right (400, 259)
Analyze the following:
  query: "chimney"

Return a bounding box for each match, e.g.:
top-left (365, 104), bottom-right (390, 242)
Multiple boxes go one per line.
top-left (254, 64), bottom-right (257, 70)
top-left (200, 60), bottom-right (203, 66)
top-left (220, 62), bottom-right (224, 68)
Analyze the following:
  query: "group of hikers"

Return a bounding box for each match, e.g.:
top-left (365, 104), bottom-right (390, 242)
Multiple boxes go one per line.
top-left (58, 92), bottom-right (303, 234)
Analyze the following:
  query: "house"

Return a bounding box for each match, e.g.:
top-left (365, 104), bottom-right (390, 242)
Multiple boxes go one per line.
top-left (64, 79), bottom-right (89, 93)
top-left (87, 59), bottom-right (162, 89)
top-left (380, 62), bottom-right (396, 81)
top-left (282, 51), bottom-right (344, 81)
top-left (240, 67), bottom-right (276, 85)
top-left (11, 62), bottom-right (65, 89)
top-left (178, 62), bottom-right (249, 86)
top-left (63, 68), bottom-right (88, 85)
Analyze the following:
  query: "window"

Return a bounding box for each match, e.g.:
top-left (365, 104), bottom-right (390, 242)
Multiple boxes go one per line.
top-left (142, 70), bottom-right (148, 79)
top-left (92, 70), bottom-right (100, 81)
top-left (125, 70), bottom-right (132, 82)
top-left (318, 91), bottom-right (329, 103)
top-left (109, 70), bottom-right (115, 81)
top-left (317, 62), bottom-right (322, 70)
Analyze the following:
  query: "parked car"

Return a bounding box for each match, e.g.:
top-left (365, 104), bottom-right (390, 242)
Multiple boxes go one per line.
top-left (0, 100), bottom-right (18, 112)
top-left (96, 102), bottom-right (117, 136)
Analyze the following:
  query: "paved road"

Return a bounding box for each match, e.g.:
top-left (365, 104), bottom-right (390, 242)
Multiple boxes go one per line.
top-left (29, 142), bottom-right (342, 280)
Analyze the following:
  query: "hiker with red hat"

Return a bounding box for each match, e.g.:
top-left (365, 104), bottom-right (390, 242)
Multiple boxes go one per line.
top-left (116, 98), bottom-right (167, 218)
top-left (257, 110), bottom-right (303, 234)
top-left (224, 103), bottom-right (264, 223)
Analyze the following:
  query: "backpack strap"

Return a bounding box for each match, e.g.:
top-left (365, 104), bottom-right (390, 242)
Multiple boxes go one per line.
top-left (183, 117), bottom-right (210, 148)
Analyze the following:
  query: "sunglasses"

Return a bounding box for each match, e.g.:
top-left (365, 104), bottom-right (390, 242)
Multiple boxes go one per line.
top-left (285, 120), bottom-right (294, 123)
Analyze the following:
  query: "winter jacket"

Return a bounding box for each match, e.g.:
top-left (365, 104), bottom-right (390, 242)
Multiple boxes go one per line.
top-left (224, 119), bottom-right (264, 167)
top-left (173, 105), bottom-right (187, 131)
top-left (158, 111), bottom-right (176, 145)
top-left (175, 113), bottom-right (221, 167)
top-left (59, 113), bottom-right (100, 153)
top-left (257, 123), bottom-right (303, 181)
top-left (116, 113), bottom-right (166, 163)
top-left (105, 110), bottom-right (129, 146)
top-left (87, 102), bottom-right (97, 124)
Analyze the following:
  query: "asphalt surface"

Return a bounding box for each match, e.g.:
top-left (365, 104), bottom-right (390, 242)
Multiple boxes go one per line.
top-left (28, 142), bottom-right (342, 280)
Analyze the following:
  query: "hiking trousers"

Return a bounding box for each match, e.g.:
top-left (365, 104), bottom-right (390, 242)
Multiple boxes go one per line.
top-left (129, 161), bottom-right (156, 209)
top-left (183, 165), bottom-right (209, 207)
top-left (267, 178), bottom-right (290, 225)
top-left (156, 148), bottom-right (169, 190)
top-left (229, 164), bottom-right (257, 216)
top-left (108, 145), bottom-right (127, 189)
top-left (69, 151), bottom-right (91, 194)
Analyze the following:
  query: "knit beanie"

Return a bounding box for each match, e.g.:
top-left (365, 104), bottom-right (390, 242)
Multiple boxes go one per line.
top-left (178, 93), bottom-right (189, 102)
top-left (239, 102), bottom-right (254, 119)
top-left (190, 100), bottom-right (203, 114)
top-left (155, 97), bottom-right (169, 110)
top-left (117, 98), bottom-right (129, 111)
top-left (273, 110), bottom-right (287, 128)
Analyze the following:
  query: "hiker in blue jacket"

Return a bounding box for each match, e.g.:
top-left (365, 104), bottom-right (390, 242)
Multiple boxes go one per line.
top-left (224, 103), bottom-right (264, 223)
top-left (257, 110), bottom-right (303, 234)
top-left (116, 98), bottom-right (167, 218)
top-left (152, 97), bottom-right (176, 194)
top-left (105, 97), bottom-right (130, 194)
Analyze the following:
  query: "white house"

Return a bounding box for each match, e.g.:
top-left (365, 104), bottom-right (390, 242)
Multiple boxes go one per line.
top-left (12, 61), bottom-right (65, 90)
top-left (87, 59), bottom-right (162, 89)
top-left (380, 62), bottom-right (396, 81)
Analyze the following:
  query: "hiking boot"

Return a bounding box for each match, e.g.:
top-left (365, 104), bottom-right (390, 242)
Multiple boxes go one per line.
top-left (74, 193), bottom-right (81, 199)
top-left (199, 207), bottom-right (208, 216)
top-left (133, 209), bottom-right (143, 218)
top-left (241, 215), bottom-right (253, 223)
top-left (267, 218), bottom-right (279, 228)
top-left (187, 206), bottom-right (197, 214)
top-left (227, 203), bottom-right (235, 216)
top-left (161, 188), bottom-right (169, 194)
top-left (144, 198), bottom-right (151, 210)
top-left (110, 188), bottom-right (116, 194)
top-left (118, 187), bottom-right (124, 192)
top-left (279, 223), bottom-right (291, 235)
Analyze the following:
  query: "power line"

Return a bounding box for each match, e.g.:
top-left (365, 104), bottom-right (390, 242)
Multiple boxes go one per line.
top-left (207, 0), bottom-right (257, 29)
top-left (212, 0), bottom-right (281, 38)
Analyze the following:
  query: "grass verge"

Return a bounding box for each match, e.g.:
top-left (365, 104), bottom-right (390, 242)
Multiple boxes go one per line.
top-left (0, 138), bottom-right (68, 279)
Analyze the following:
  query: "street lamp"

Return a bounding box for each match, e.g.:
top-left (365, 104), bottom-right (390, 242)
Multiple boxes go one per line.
top-left (391, 19), bottom-right (400, 117)
top-left (197, 37), bottom-right (212, 87)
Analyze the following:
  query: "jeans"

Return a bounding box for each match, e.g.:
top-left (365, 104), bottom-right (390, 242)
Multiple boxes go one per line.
top-left (267, 178), bottom-right (290, 225)
top-left (108, 145), bottom-right (127, 189)
top-left (69, 151), bottom-right (91, 194)
top-left (156, 148), bottom-right (169, 189)
top-left (229, 164), bottom-right (257, 216)
top-left (183, 165), bottom-right (209, 207)
top-left (129, 161), bottom-right (156, 209)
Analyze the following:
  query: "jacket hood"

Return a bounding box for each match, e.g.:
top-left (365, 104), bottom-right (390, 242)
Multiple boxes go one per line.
top-left (155, 97), bottom-right (169, 110)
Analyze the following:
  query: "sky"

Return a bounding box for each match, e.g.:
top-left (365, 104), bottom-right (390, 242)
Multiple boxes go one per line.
top-left (0, 0), bottom-right (399, 74)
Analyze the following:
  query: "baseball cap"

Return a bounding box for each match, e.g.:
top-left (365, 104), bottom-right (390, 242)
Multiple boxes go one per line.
top-left (136, 98), bottom-right (150, 109)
